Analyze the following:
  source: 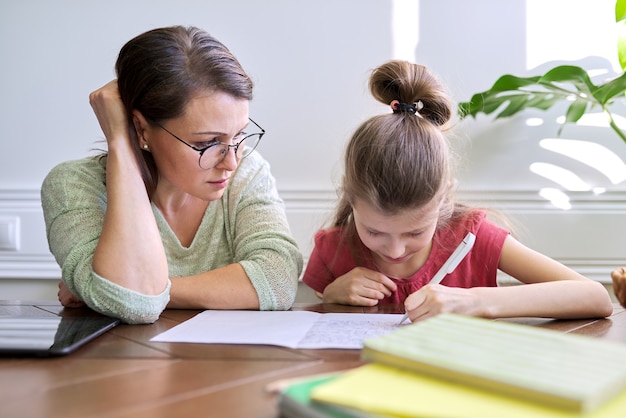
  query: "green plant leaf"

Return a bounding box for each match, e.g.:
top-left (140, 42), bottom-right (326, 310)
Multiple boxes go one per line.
top-left (523, 93), bottom-right (563, 111)
top-left (458, 93), bottom-right (485, 117)
top-left (617, 0), bottom-right (626, 21)
top-left (556, 99), bottom-right (589, 137)
top-left (459, 73), bottom-right (560, 118)
top-left (489, 74), bottom-right (541, 92)
top-left (459, 1), bottom-right (626, 145)
top-left (593, 70), bottom-right (626, 103)
top-left (617, 21), bottom-right (626, 70)
top-left (564, 98), bottom-right (588, 124)
top-left (459, 90), bottom-right (566, 120)
top-left (538, 65), bottom-right (596, 95)
top-left (459, 66), bottom-right (597, 119)
top-left (474, 93), bottom-right (510, 115)
top-left (617, 0), bottom-right (626, 70)
top-left (493, 94), bottom-right (535, 118)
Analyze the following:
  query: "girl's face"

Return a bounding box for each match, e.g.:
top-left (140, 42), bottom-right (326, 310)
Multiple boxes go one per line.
top-left (352, 197), bottom-right (441, 276)
top-left (143, 90), bottom-right (250, 202)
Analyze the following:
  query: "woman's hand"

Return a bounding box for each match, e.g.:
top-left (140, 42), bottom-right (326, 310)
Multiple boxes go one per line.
top-left (321, 267), bottom-right (397, 306)
top-left (89, 80), bottom-right (131, 147)
top-left (611, 267), bottom-right (626, 308)
top-left (57, 281), bottom-right (85, 308)
top-left (403, 284), bottom-right (479, 322)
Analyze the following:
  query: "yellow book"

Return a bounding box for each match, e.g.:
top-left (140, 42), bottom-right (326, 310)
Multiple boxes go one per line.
top-left (310, 363), bottom-right (626, 418)
top-left (359, 313), bottom-right (626, 413)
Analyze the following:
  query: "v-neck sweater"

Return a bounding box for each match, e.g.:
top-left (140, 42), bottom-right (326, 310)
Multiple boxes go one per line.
top-left (41, 152), bottom-right (303, 324)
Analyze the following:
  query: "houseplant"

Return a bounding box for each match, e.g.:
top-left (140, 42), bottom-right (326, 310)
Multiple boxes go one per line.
top-left (457, 0), bottom-right (626, 307)
top-left (458, 0), bottom-right (626, 144)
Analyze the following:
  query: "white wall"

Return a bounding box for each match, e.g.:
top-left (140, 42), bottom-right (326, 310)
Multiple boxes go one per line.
top-left (1, 0), bottom-right (624, 300)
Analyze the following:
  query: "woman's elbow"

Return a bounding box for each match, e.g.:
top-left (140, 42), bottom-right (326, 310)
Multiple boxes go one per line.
top-left (83, 279), bottom-right (171, 324)
top-left (92, 299), bottom-right (167, 324)
top-left (118, 309), bottom-right (163, 325)
top-left (263, 273), bottom-right (299, 311)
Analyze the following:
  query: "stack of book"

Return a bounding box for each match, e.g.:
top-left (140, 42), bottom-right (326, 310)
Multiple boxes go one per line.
top-left (278, 313), bottom-right (626, 417)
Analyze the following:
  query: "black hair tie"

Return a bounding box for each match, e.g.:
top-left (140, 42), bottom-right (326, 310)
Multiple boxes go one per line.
top-left (390, 100), bottom-right (424, 115)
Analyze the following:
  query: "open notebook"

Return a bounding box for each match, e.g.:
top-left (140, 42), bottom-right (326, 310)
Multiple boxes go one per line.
top-left (0, 305), bottom-right (119, 357)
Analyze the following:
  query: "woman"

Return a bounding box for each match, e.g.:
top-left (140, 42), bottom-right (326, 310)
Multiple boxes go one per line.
top-left (42, 26), bottom-right (303, 324)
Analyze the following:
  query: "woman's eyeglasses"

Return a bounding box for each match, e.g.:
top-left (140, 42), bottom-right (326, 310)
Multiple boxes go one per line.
top-left (154, 118), bottom-right (265, 170)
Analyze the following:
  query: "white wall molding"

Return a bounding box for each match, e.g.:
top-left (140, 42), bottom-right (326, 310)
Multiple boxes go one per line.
top-left (0, 188), bottom-right (624, 284)
top-left (0, 255), bottom-right (60, 279)
top-left (0, 189), bottom-right (42, 208)
top-left (281, 188), bottom-right (626, 209)
top-left (0, 189), bottom-right (61, 279)
top-left (456, 189), bottom-right (626, 212)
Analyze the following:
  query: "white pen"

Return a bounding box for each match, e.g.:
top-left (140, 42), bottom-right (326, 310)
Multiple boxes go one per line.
top-left (399, 232), bottom-right (476, 325)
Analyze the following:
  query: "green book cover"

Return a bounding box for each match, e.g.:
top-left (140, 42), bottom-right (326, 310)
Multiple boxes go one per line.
top-left (278, 374), bottom-right (382, 418)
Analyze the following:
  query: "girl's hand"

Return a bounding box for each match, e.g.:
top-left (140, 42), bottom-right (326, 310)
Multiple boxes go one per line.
top-left (611, 267), bottom-right (626, 308)
top-left (321, 267), bottom-right (397, 306)
top-left (89, 80), bottom-right (131, 147)
top-left (403, 284), bottom-right (479, 322)
top-left (57, 281), bottom-right (85, 308)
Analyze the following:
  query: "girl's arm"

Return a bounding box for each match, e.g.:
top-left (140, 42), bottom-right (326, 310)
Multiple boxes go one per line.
top-left (319, 267), bottom-right (397, 306)
top-left (403, 235), bottom-right (613, 322)
top-left (475, 235), bottom-right (613, 319)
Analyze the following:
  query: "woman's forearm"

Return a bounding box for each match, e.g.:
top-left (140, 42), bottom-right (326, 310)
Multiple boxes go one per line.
top-left (92, 140), bottom-right (169, 295)
top-left (168, 263), bottom-right (260, 309)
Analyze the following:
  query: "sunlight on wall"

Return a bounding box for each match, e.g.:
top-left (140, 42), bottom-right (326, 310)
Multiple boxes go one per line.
top-left (530, 163), bottom-right (591, 191)
top-left (525, 0), bottom-right (626, 208)
top-left (526, 0), bottom-right (620, 72)
top-left (392, 0), bottom-right (419, 61)
top-left (390, 1), bottom-right (626, 210)
top-left (540, 139), bottom-right (626, 184)
top-left (559, 112), bottom-right (626, 130)
top-left (532, 136), bottom-right (626, 207)
top-left (539, 188), bottom-right (572, 210)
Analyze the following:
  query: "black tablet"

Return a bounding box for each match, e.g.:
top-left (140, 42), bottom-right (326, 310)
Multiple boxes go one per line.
top-left (0, 307), bottom-right (119, 357)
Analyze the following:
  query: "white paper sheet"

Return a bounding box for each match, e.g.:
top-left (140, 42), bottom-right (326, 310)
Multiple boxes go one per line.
top-left (150, 311), bottom-right (405, 349)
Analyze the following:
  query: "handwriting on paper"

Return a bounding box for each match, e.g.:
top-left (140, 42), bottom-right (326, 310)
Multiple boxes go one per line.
top-left (298, 315), bottom-right (403, 349)
top-left (150, 311), bottom-right (405, 349)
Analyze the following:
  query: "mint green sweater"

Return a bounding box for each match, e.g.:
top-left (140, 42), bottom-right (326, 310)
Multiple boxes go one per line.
top-left (41, 152), bottom-right (303, 324)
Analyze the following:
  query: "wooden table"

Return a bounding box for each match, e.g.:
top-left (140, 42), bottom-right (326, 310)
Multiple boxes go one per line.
top-left (1, 300), bottom-right (625, 418)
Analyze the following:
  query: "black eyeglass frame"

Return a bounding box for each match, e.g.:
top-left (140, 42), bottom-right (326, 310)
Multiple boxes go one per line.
top-left (153, 118), bottom-right (265, 170)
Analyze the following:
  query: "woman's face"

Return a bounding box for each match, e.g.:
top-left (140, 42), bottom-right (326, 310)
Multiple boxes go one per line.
top-left (352, 198), bottom-right (441, 275)
top-left (144, 90), bottom-right (250, 202)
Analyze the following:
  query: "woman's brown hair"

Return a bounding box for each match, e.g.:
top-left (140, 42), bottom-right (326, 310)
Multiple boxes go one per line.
top-left (114, 25), bottom-right (253, 197)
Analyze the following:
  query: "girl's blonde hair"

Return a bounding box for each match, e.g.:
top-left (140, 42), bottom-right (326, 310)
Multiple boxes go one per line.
top-left (329, 61), bottom-right (472, 261)
top-left (334, 60), bottom-right (464, 224)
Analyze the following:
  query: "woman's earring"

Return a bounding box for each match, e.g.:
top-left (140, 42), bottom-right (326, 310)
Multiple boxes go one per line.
top-left (143, 144), bottom-right (149, 150)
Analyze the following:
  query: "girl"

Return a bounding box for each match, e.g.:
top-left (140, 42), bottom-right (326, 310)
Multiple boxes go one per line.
top-left (302, 60), bottom-right (612, 322)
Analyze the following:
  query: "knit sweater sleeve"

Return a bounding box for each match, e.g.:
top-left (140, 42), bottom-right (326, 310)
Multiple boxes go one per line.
top-left (221, 152), bottom-right (303, 310)
top-left (40, 157), bottom-right (170, 324)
